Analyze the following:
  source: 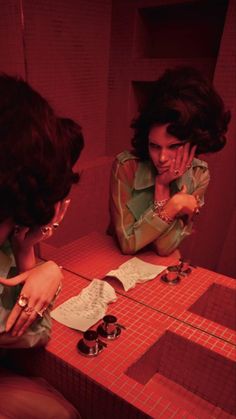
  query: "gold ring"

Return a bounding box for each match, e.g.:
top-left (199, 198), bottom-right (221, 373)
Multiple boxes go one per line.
top-left (55, 283), bottom-right (62, 298)
top-left (17, 294), bottom-right (29, 308)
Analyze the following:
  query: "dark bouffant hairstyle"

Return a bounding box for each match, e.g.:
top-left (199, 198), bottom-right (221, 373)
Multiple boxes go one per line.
top-left (131, 66), bottom-right (231, 160)
top-left (0, 73), bottom-right (84, 227)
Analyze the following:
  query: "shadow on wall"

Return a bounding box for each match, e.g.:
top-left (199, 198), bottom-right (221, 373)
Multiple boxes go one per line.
top-left (180, 107), bottom-right (236, 279)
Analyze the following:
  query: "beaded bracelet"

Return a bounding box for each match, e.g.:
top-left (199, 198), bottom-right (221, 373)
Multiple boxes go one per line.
top-left (153, 199), bottom-right (168, 211)
top-left (153, 199), bottom-right (174, 225)
top-left (158, 208), bottom-right (174, 224)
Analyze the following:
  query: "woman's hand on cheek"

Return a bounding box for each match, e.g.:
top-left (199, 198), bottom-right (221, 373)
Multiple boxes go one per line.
top-left (156, 143), bottom-right (196, 186)
top-left (170, 143), bottom-right (196, 178)
top-left (0, 261), bottom-right (63, 337)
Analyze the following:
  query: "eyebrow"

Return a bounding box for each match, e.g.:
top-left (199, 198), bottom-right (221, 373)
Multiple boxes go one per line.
top-left (148, 140), bottom-right (183, 146)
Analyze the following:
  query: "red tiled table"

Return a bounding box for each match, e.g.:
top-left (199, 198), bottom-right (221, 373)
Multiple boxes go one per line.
top-left (40, 232), bottom-right (236, 345)
top-left (13, 270), bottom-right (236, 419)
top-left (39, 231), bottom-right (180, 279)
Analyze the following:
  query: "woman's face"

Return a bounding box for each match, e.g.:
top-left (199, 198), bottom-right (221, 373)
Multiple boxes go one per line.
top-left (148, 124), bottom-right (184, 174)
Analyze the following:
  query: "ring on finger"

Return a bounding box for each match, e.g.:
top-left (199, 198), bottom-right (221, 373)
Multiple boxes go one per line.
top-left (24, 306), bottom-right (35, 316)
top-left (35, 307), bottom-right (47, 318)
top-left (17, 294), bottom-right (29, 308)
top-left (55, 283), bottom-right (62, 298)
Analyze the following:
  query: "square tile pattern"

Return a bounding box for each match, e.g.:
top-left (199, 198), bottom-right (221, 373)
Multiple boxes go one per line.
top-left (24, 232), bottom-right (236, 418)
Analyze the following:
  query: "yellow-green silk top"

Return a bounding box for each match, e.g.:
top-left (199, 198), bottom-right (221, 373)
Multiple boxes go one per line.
top-left (109, 150), bottom-right (209, 256)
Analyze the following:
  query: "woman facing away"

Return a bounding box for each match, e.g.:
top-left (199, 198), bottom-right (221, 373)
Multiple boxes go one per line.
top-left (109, 66), bottom-right (231, 256)
top-left (0, 74), bottom-right (84, 418)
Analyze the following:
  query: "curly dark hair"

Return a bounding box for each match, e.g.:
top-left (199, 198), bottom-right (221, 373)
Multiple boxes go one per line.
top-left (131, 66), bottom-right (231, 160)
top-left (0, 73), bottom-right (84, 227)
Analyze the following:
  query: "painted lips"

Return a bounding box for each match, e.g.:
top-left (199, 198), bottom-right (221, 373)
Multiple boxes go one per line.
top-left (157, 167), bottom-right (169, 174)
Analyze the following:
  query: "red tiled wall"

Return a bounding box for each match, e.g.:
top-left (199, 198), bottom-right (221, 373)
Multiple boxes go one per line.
top-left (0, 0), bottom-right (112, 162)
top-left (0, 0), bottom-right (25, 76)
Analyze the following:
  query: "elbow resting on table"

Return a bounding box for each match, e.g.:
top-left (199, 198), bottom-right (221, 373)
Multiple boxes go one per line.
top-left (120, 245), bottom-right (137, 255)
top-left (155, 246), bottom-right (176, 257)
top-left (117, 238), bottom-right (138, 255)
top-left (152, 239), bottom-right (178, 257)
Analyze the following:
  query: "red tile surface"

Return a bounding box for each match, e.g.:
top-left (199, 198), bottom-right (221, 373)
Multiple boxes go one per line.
top-left (39, 231), bottom-right (180, 278)
top-left (40, 232), bottom-right (236, 345)
top-left (15, 269), bottom-right (236, 418)
top-left (52, 272), bottom-right (236, 418)
top-left (188, 283), bottom-right (236, 331)
top-left (126, 330), bottom-right (236, 415)
top-left (38, 233), bottom-right (236, 417)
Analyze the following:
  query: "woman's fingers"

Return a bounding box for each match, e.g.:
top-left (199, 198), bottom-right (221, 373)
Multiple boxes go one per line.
top-left (39, 198), bottom-right (71, 238)
top-left (186, 145), bottom-right (197, 167)
top-left (6, 293), bottom-right (49, 336)
top-left (180, 184), bottom-right (187, 194)
top-left (174, 145), bottom-right (184, 170)
top-left (54, 199), bottom-right (71, 225)
top-left (4, 261), bottom-right (62, 335)
top-left (179, 143), bottom-right (190, 172)
top-left (172, 143), bottom-right (196, 178)
top-left (0, 271), bottom-right (28, 286)
top-left (5, 303), bottom-right (27, 334)
top-left (7, 300), bottom-right (38, 336)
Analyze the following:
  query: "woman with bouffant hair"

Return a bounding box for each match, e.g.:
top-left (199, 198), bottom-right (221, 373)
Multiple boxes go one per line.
top-left (109, 66), bottom-right (230, 256)
top-left (0, 73), bottom-right (83, 418)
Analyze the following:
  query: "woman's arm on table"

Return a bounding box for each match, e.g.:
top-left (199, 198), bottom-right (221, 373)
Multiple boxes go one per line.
top-left (153, 166), bottom-right (210, 255)
top-left (110, 158), bottom-right (180, 254)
